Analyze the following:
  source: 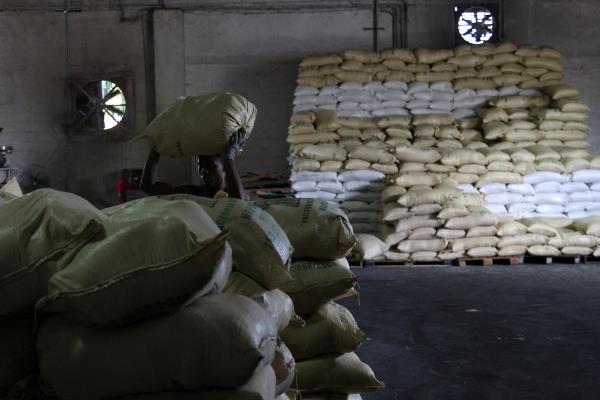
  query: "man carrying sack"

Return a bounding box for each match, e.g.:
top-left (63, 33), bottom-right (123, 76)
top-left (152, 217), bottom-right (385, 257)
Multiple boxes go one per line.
top-left (134, 92), bottom-right (257, 200)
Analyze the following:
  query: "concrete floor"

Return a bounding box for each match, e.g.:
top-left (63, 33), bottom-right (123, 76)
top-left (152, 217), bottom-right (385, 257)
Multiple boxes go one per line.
top-left (339, 265), bottom-right (600, 400)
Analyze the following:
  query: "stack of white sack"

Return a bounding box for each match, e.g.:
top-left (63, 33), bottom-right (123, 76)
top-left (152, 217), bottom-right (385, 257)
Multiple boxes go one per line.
top-left (291, 171), bottom-right (344, 202)
top-left (473, 170), bottom-right (600, 220)
top-left (337, 170), bottom-right (386, 233)
top-left (294, 80), bottom-right (545, 120)
top-left (253, 198), bottom-right (384, 399)
top-left (296, 44), bottom-right (564, 90)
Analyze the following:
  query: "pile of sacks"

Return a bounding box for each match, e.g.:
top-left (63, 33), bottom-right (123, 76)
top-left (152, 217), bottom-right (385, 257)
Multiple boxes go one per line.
top-left (294, 79), bottom-right (544, 120)
top-left (297, 43), bottom-right (563, 90)
top-left (0, 189), bottom-right (383, 400)
top-left (254, 198), bottom-right (383, 398)
top-left (495, 217), bottom-right (600, 257)
top-left (478, 170), bottom-right (600, 219)
top-left (289, 42), bottom-right (600, 261)
top-left (379, 174), bottom-right (498, 262)
top-left (290, 171), bottom-right (385, 233)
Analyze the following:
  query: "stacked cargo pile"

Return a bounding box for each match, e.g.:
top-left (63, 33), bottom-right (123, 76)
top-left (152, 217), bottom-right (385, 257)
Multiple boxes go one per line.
top-left (289, 42), bottom-right (600, 261)
top-left (253, 199), bottom-right (384, 398)
top-left (0, 190), bottom-right (383, 400)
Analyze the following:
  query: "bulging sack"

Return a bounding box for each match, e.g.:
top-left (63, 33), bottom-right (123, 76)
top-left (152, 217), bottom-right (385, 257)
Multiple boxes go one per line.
top-left (134, 93), bottom-right (257, 157)
top-left (38, 294), bottom-right (278, 400)
top-left (281, 258), bottom-right (356, 315)
top-left (281, 301), bottom-right (366, 360)
top-left (295, 352), bottom-right (384, 394)
top-left (353, 234), bottom-right (389, 260)
top-left (224, 272), bottom-right (297, 332)
top-left (162, 196), bottom-right (293, 289)
top-left (0, 189), bottom-right (106, 318)
top-left (40, 198), bottom-right (232, 327)
top-left (254, 198), bottom-right (356, 260)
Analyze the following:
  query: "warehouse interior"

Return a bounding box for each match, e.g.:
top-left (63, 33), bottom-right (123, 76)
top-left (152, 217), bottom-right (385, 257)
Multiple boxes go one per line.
top-left (2, 0), bottom-right (600, 399)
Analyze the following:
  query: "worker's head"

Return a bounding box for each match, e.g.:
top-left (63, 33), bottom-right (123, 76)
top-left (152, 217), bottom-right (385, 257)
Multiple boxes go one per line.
top-left (197, 156), bottom-right (225, 192)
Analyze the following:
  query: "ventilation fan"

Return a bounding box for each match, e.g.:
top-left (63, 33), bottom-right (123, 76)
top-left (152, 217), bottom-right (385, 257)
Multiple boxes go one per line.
top-left (67, 76), bottom-right (131, 134)
top-left (454, 3), bottom-right (500, 45)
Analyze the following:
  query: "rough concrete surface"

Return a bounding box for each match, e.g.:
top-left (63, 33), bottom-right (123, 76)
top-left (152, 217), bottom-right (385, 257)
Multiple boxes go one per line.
top-left (340, 265), bottom-right (600, 400)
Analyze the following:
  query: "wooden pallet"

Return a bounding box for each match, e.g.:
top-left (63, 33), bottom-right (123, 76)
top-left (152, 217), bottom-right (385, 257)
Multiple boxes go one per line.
top-left (351, 254), bottom-right (592, 268)
top-left (522, 255), bottom-right (582, 265)
top-left (353, 259), bottom-right (453, 268)
top-left (456, 256), bottom-right (523, 267)
top-left (583, 255), bottom-right (600, 263)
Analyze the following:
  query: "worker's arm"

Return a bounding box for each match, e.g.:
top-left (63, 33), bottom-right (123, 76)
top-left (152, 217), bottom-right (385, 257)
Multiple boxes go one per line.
top-left (140, 148), bottom-right (161, 194)
top-left (142, 148), bottom-right (202, 196)
top-left (221, 130), bottom-right (249, 200)
top-left (223, 158), bottom-right (248, 200)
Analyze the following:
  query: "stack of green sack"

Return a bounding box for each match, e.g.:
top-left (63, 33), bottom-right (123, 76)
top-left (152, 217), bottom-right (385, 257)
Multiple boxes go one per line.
top-left (254, 199), bottom-right (385, 399)
top-left (0, 191), bottom-right (384, 399)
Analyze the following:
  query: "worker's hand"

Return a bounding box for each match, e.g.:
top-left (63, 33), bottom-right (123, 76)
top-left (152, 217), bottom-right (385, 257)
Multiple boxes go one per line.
top-left (221, 130), bottom-right (246, 160)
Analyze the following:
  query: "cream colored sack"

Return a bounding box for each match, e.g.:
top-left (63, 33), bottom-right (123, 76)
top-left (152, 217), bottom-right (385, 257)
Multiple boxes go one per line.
top-left (467, 247), bottom-right (498, 257)
top-left (255, 198), bottom-right (356, 260)
top-left (450, 236), bottom-right (499, 252)
top-left (398, 238), bottom-right (447, 253)
top-left (440, 149), bottom-right (487, 166)
top-left (497, 234), bottom-right (547, 248)
top-left (299, 145), bottom-right (347, 162)
top-left (528, 245), bottom-right (560, 256)
top-left (295, 352), bottom-right (384, 393)
top-left (281, 302), bottom-right (366, 360)
top-left (381, 185), bottom-right (407, 203)
top-left (224, 272), bottom-right (297, 333)
top-left (0, 189), bottom-right (105, 318)
top-left (497, 221), bottom-right (527, 236)
top-left (498, 245), bottom-right (527, 256)
top-left (38, 294), bottom-right (278, 400)
top-left (281, 259), bottom-right (356, 315)
top-left (398, 187), bottom-right (463, 207)
top-left (349, 146), bottom-right (394, 164)
top-left (445, 208), bottom-right (497, 230)
top-left (41, 198), bottom-right (232, 327)
top-left (160, 196), bottom-right (293, 290)
top-left (394, 172), bottom-right (441, 188)
top-left (353, 234), bottom-right (390, 260)
top-left (395, 146), bottom-right (442, 163)
top-left (134, 93), bottom-right (257, 157)
top-left (396, 216), bottom-right (443, 232)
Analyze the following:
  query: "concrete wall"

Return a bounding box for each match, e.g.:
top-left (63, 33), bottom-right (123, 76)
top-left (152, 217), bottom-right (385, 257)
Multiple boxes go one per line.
top-left (0, 10), bottom-right (148, 207)
top-left (181, 9), bottom-right (393, 181)
top-left (1, 0), bottom-right (600, 204)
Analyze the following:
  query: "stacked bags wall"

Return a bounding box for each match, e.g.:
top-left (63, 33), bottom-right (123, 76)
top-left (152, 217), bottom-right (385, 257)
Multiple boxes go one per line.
top-left (0, 190), bottom-right (384, 400)
top-left (288, 42), bottom-right (600, 261)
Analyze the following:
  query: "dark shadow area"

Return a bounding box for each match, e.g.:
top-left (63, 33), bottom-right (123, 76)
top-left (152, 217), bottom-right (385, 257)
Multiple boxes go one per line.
top-left (339, 265), bottom-right (600, 400)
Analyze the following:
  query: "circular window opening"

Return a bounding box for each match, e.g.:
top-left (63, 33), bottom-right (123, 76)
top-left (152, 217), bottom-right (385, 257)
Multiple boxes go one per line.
top-left (100, 80), bottom-right (127, 130)
top-left (458, 6), bottom-right (495, 45)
